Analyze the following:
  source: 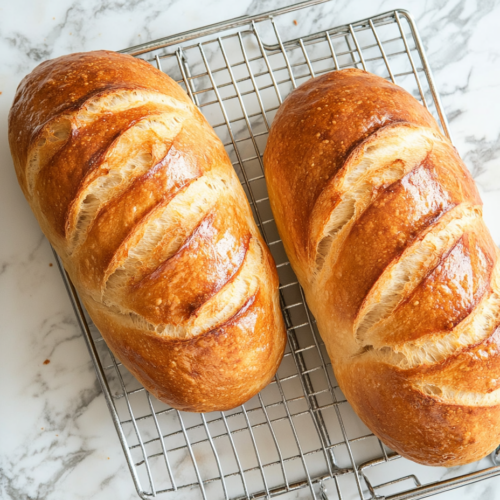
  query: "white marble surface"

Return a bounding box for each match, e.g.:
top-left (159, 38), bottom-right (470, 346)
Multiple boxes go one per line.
top-left (1, 0), bottom-right (500, 499)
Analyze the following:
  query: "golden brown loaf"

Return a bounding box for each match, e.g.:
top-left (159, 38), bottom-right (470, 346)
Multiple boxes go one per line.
top-left (9, 50), bottom-right (286, 412)
top-left (264, 68), bottom-right (500, 466)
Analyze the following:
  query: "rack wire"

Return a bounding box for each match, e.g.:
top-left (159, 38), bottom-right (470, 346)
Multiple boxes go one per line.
top-left (55, 1), bottom-right (500, 499)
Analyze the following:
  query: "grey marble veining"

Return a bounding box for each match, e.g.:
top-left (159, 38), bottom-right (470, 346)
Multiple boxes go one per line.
top-left (1, 1), bottom-right (500, 499)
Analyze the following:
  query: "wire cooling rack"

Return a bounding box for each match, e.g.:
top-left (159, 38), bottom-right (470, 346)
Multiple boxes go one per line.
top-left (54, 1), bottom-right (500, 499)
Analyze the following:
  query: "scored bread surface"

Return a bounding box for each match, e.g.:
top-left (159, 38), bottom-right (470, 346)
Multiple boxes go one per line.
top-left (9, 50), bottom-right (286, 412)
top-left (264, 68), bottom-right (500, 466)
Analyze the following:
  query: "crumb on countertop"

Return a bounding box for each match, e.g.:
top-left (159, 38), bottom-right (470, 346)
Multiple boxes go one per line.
top-left (293, 19), bottom-right (298, 25)
top-left (43, 359), bottom-right (50, 365)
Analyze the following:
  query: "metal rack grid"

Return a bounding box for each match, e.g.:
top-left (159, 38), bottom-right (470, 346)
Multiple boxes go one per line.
top-left (54, 1), bottom-right (500, 499)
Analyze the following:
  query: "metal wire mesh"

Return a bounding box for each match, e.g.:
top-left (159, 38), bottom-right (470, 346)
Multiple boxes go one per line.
top-left (54, 3), bottom-right (500, 499)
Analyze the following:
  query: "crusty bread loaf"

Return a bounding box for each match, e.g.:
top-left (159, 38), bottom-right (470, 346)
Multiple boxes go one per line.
top-left (264, 68), bottom-right (500, 466)
top-left (9, 50), bottom-right (286, 412)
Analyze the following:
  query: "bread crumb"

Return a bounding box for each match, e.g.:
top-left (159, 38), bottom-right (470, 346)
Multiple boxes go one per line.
top-left (49, 263), bottom-right (53, 267)
top-left (43, 359), bottom-right (50, 365)
top-left (293, 20), bottom-right (298, 25)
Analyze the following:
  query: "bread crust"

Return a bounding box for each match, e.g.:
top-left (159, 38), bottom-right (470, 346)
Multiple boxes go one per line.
top-left (83, 246), bottom-right (284, 412)
top-left (265, 68), bottom-right (440, 278)
top-left (264, 68), bottom-right (499, 466)
top-left (337, 352), bottom-right (500, 466)
top-left (9, 50), bottom-right (286, 412)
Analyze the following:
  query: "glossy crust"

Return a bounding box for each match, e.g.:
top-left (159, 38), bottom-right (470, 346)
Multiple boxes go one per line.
top-left (264, 68), bottom-right (440, 278)
top-left (9, 50), bottom-right (286, 412)
top-left (337, 350), bottom-right (500, 466)
top-left (83, 251), bottom-right (284, 412)
top-left (9, 50), bottom-right (189, 196)
top-left (264, 68), bottom-right (500, 466)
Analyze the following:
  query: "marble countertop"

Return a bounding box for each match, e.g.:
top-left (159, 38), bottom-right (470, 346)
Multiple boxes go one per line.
top-left (2, 0), bottom-right (500, 499)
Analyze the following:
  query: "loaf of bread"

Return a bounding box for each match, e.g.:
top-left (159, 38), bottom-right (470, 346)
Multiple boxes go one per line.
top-left (264, 68), bottom-right (500, 466)
top-left (9, 50), bottom-right (286, 412)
